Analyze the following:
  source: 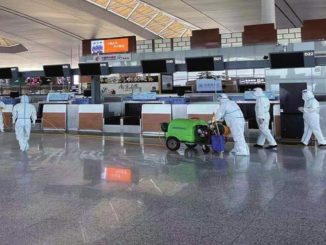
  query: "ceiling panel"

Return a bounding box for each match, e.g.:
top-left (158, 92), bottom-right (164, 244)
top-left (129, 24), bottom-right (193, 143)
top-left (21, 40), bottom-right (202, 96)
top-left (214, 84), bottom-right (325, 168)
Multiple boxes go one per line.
top-left (276, 0), bottom-right (326, 28)
top-left (0, 0), bottom-right (156, 70)
top-left (142, 0), bottom-right (262, 32)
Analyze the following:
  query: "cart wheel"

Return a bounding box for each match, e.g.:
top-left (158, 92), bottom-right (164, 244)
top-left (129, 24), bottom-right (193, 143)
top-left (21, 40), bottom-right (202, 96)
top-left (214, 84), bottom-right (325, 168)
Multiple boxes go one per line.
top-left (185, 143), bottom-right (197, 149)
top-left (202, 145), bottom-right (210, 154)
top-left (166, 137), bottom-right (180, 151)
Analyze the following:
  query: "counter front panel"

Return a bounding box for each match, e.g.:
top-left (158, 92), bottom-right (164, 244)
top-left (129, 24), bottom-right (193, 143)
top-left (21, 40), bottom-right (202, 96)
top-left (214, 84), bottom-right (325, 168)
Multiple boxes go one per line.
top-left (3, 105), bottom-right (13, 129)
top-left (42, 104), bottom-right (67, 130)
top-left (187, 104), bottom-right (218, 121)
top-left (78, 105), bottom-right (104, 131)
top-left (142, 104), bottom-right (171, 134)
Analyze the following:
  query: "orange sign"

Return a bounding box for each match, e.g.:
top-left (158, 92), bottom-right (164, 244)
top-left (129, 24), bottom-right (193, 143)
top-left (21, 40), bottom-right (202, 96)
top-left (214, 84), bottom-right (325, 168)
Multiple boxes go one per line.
top-left (105, 166), bottom-right (132, 183)
top-left (104, 38), bottom-right (129, 53)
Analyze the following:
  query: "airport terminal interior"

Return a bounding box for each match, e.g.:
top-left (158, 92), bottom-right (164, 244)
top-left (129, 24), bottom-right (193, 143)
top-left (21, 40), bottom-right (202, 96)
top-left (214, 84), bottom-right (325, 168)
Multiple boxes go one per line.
top-left (1, 0), bottom-right (326, 244)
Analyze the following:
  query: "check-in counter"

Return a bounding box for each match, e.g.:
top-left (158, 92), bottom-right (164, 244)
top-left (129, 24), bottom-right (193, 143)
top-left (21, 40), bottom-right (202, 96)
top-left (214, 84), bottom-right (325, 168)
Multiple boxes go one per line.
top-left (78, 104), bottom-right (104, 132)
top-left (187, 103), bottom-right (219, 121)
top-left (320, 102), bottom-right (326, 136)
top-left (3, 105), bottom-right (13, 130)
top-left (67, 104), bottom-right (79, 131)
top-left (42, 104), bottom-right (67, 131)
top-left (172, 104), bottom-right (188, 119)
top-left (142, 104), bottom-right (171, 136)
top-left (273, 104), bottom-right (281, 138)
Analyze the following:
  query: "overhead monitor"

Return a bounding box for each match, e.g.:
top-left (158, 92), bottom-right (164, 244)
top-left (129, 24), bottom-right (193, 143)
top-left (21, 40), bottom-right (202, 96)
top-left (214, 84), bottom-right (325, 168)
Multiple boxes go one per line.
top-left (43, 64), bottom-right (71, 77)
top-left (186, 56), bottom-right (224, 72)
top-left (269, 51), bottom-right (315, 69)
top-left (78, 62), bottom-right (109, 76)
top-left (91, 38), bottom-right (129, 54)
top-left (141, 59), bottom-right (175, 74)
top-left (0, 67), bottom-right (19, 79)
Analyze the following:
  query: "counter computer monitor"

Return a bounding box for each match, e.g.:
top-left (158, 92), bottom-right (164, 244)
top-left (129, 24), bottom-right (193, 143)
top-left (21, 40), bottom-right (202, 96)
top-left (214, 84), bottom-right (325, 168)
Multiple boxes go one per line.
top-left (43, 64), bottom-right (71, 77)
top-left (83, 90), bottom-right (91, 97)
top-left (78, 62), bottom-right (109, 76)
top-left (173, 86), bottom-right (192, 96)
top-left (186, 56), bottom-right (224, 71)
top-left (10, 91), bottom-right (20, 98)
top-left (141, 59), bottom-right (175, 74)
top-left (0, 67), bottom-right (19, 80)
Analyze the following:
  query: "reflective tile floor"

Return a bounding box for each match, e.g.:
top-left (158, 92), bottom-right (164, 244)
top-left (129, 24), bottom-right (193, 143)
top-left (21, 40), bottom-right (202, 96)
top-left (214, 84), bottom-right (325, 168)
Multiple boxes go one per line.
top-left (1, 132), bottom-right (326, 245)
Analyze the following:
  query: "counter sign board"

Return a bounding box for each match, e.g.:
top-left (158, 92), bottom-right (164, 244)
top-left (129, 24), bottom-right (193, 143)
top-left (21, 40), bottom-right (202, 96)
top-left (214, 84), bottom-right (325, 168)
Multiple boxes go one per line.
top-left (196, 79), bottom-right (222, 92)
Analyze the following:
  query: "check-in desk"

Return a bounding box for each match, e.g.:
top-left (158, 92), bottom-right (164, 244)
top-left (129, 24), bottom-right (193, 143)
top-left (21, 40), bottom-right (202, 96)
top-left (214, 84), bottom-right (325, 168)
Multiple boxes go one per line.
top-left (3, 105), bottom-right (13, 130)
top-left (320, 102), bottom-right (326, 137)
top-left (273, 104), bottom-right (281, 138)
top-left (67, 104), bottom-right (79, 131)
top-left (142, 104), bottom-right (172, 136)
top-left (78, 104), bottom-right (104, 132)
top-left (42, 104), bottom-right (67, 131)
top-left (187, 103), bottom-right (219, 121)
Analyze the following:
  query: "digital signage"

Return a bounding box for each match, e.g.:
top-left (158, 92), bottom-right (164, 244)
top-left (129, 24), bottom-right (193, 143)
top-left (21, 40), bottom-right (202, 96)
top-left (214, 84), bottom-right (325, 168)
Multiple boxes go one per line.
top-left (91, 38), bottom-right (129, 54)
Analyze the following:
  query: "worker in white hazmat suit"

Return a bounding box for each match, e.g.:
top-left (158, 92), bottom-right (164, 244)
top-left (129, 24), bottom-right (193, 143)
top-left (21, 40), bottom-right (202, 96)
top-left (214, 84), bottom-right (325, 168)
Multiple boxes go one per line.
top-left (299, 90), bottom-right (326, 147)
top-left (12, 95), bottom-right (37, 151)
top-left (216, 94), bottom-right (250, 156)
top-left (253, 88), bottom-right (277, 149)
top-left (0, 101), bottom-right (5, 132)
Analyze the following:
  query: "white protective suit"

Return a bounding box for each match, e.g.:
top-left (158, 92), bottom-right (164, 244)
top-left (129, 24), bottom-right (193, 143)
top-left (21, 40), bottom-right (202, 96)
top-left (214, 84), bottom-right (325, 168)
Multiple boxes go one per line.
top-left (300, 90), bottom-right (326, 146)
top-left (12, 95), bottom-right (37, 151)
top-left (216, 94), bottom-right (250, 156)
top-left (0, 101), bottom-right (5, 132)
top-left (253, 88), bottom-right (277, 147)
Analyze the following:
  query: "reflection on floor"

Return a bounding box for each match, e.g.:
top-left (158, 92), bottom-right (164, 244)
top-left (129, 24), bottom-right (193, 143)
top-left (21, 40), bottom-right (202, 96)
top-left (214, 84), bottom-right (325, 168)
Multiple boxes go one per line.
top-left (0, 132), bottom-right (326, 245)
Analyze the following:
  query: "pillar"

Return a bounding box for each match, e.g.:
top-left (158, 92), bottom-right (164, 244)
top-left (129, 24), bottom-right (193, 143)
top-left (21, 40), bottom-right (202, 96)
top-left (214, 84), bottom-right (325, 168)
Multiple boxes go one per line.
top-left (91, 75), bottom-right (101, 104)
top-left (261, 0), bottom-right (276, 24)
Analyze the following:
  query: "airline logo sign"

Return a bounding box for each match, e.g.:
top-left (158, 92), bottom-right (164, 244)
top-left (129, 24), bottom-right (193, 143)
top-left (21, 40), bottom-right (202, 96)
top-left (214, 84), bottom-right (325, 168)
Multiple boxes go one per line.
top-left (91, 38), bottom-right (129, 54)
top-left (92, 53), bottom-right (132, 62)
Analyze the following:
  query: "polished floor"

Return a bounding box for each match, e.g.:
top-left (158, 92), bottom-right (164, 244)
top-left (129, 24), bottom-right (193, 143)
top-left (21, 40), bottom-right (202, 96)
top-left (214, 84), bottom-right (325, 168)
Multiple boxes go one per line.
top-left (0, 132), bottom-right (326, 245)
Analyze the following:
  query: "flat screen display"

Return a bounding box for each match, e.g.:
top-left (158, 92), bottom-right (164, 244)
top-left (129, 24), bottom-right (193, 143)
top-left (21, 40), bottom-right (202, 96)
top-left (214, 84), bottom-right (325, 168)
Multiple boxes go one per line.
top-left (0, 67), bottom-right (14, 79)
top-left (141, 59), bottom-right (167, 73)
top-left (10, 91), bottom-right (20, 98)
top-left (270, 52), bottom-right (305, 69)
top-left (43, 64), bottom-right (70, 77)
top-left (186, 57), bottom-right (215, 71)
top-left (79, 63), bottom-right (108, 76)
top-left (83, 90), bottom-right (91, 97)
top-left (91, 38), bottom-right (129, 54)
top-left (173, 86), bottom-right (192, 96)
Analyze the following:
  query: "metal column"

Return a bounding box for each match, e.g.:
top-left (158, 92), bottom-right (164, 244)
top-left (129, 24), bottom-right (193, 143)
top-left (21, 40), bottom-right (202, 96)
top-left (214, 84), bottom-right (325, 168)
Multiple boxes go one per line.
top-left (261, 0), bottom-right (275, 24)
top-left (91, 75), bottom-right (101, 104)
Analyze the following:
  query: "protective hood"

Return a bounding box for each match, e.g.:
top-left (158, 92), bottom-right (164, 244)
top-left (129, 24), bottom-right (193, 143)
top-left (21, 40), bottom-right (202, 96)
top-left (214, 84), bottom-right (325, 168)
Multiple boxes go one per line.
top-left (217, 93), bottom-right (229, 103)
top-left (253, 87), bottom-right (264, 98)
top-left (21, 95), bottom-right (29, 103)
top-left (302, 90), bottom-right (314, 101)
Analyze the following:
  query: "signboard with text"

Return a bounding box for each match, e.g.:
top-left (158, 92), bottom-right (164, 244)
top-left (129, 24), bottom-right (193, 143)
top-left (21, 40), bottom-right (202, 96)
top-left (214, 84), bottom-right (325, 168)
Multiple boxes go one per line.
top-left (196, 79), bottom-right (222, 92)
top-left (89, 53), bottom-right (132, 62)
top-left (91, 38), bottom-right (129, 54)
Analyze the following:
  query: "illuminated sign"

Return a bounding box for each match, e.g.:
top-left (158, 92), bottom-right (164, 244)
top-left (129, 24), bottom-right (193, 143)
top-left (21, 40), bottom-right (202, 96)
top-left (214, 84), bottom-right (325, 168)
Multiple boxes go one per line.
top-left (91, 38), bottom-right (129, 54)
top-left (104, 167), bottom-right (132, 183)
top-left (238, 78), bottom-right (265, 85)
